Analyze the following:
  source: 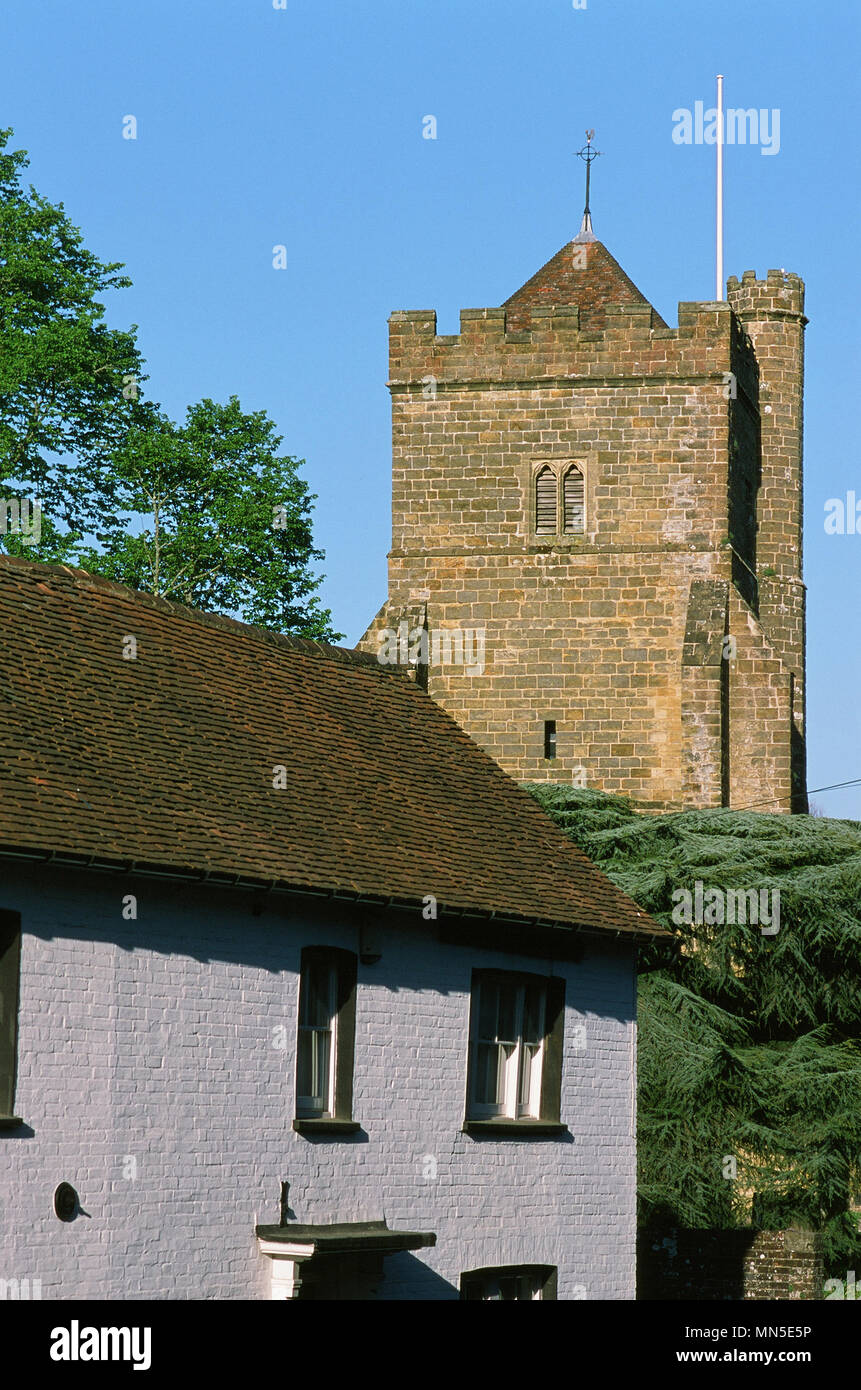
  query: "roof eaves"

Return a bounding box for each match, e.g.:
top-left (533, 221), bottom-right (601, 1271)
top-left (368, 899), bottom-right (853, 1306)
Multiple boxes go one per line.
top-left (0, 843), bottom-right (668, 941)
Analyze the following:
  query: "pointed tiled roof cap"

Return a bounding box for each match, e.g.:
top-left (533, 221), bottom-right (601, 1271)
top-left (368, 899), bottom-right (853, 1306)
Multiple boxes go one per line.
top-left (503, 238), bottom-right (667, 332)
top-left (0, 556), bottom-right (666, 940)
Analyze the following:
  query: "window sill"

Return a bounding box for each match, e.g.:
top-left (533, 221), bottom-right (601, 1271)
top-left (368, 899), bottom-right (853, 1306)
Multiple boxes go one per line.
top-left (293, 1119), bottom-right (361, 1136)
top-left (0, 1116), bottom-right (24, 1131)
top-left (462, 1120), bottom-right (568, 1137)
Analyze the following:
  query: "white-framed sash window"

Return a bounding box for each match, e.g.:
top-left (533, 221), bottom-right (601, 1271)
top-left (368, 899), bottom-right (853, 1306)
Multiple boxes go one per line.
top-left (471, 975), bottom-right (546, 1119)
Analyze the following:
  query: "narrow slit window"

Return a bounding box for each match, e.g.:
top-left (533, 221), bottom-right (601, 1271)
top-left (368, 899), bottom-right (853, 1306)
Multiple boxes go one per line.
top-left (563, 465), bottom-right (585, 534)
top-left (296, 956), bottom-right (337, 1116)
top-left (535, 467), bottom-right (557, 534)
top-left (544, 720), bottom-right (557, 760)
top-left (295, 946), bottom-right (357, 1123)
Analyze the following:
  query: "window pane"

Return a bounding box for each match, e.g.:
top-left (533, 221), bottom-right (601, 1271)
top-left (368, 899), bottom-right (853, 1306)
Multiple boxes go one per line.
top-left (475, 1042), bottom-right (500, 1106)
top-left (499, 1274), bottom-right (537, 1300)
top-left (518, 1043), bottom-right (540, 1110)
top-left (478, 980), bottom-right (498, 1040)
top-left (496, 981), bottom-right (518, 1043)
top-left (297, 1026), bottom-right (331, 1107)
top-left (297, 1027), bottom-right (313, 1098)
top-left (313, 1031), bottom-right (331, 1101)
top-left (301, 960), bottom-right (331, 1028)
top-left (523, 982), bottom-right (544, 1044)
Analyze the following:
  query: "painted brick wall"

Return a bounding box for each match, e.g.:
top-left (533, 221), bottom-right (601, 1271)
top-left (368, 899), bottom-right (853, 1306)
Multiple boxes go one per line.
top-left (0, 863), bottom-right (637, 1301)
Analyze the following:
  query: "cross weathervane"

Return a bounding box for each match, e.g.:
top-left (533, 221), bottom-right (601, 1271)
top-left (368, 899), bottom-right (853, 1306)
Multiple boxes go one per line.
top-left (574, 129), bottom-right (600, 243)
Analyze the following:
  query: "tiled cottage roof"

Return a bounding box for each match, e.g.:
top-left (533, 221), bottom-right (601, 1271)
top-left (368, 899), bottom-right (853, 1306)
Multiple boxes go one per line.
top-left (503, 238), bottom-right (668, 332)
top-left (0, 558), bottom-right (664, 939)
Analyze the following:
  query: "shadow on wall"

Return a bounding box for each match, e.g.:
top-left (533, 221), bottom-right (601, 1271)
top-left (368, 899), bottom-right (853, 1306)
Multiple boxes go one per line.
top-left (27, 868), bottom-right (634, 1027)
top-left (297, 1251), bottom-right (458, 1301)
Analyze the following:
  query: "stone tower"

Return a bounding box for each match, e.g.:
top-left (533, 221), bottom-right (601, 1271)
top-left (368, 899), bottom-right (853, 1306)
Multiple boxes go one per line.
top-left (360, 234), bottom-right (806, 812)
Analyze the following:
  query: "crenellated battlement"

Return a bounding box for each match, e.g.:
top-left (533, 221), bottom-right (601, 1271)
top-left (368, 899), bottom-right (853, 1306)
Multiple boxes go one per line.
top-left (388, 298), bottom-right (740, 387)
top-left (727, 269), bottom-right (806, 320)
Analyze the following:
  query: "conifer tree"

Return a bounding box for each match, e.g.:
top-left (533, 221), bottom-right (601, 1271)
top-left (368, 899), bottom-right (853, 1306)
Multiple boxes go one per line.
top-left (529, 785), bottom-right (861, 1272)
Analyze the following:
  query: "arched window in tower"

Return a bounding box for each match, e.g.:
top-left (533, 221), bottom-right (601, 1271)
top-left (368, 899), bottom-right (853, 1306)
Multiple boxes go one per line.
top-left (535, 467), bottom-right (557, 534)
top-left (563, 465), bottom-right (585, 534)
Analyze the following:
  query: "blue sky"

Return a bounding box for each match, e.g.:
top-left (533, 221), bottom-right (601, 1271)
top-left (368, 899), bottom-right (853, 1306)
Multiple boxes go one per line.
top-left (3, 0), bottom-right (859, 814)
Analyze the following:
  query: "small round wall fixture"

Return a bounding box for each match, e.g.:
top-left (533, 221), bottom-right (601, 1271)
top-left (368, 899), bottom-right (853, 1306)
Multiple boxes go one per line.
top-left (53, 1182), bottom-right (79, 1222)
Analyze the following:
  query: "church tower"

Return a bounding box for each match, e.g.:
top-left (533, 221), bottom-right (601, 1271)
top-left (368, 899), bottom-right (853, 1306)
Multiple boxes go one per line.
top-left (360, 206), bottom-right (806, 813)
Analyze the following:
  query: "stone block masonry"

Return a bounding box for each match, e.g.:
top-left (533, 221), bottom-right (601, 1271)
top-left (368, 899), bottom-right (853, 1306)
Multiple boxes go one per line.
top-left (638, 1226), bottom-right (824, 1301)
top-left (361, 242), bottom-right (806, 812)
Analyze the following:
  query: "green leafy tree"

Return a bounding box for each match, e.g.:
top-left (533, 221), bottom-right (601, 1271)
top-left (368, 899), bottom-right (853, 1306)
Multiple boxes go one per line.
top-left (528, 785), bottom-right (861, 1273)
top-left (0, 127), bottom-right (338, 639)
top-left (77, 396), bottom-right (341, 639)
top-left (0, 126), bottom-right (142, 548)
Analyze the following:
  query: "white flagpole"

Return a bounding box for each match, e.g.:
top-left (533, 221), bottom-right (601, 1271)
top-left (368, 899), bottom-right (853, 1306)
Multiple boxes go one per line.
top-left (716, 74), bottom-right (724, 300)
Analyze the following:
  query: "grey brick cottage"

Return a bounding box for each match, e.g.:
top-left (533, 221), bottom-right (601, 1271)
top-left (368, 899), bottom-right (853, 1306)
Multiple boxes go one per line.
top-left (0, 557), bottom-right (664, 1300)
